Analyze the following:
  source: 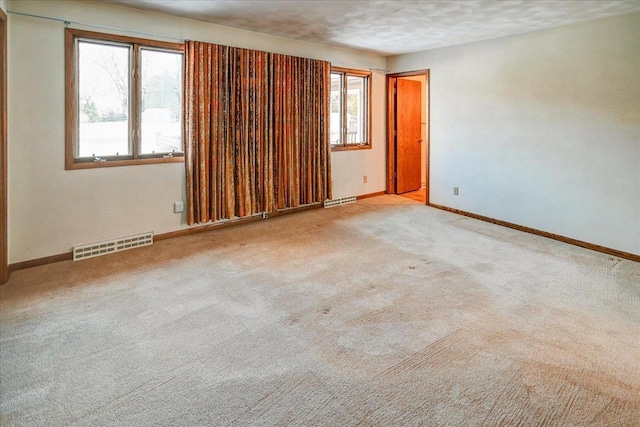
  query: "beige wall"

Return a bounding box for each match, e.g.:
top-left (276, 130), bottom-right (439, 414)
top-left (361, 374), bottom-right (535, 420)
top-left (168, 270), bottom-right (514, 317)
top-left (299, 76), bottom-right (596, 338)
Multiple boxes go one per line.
top-left (7, 0), bottom-right (387, 263)
top-left (388, 13), bottom-right (640, 254)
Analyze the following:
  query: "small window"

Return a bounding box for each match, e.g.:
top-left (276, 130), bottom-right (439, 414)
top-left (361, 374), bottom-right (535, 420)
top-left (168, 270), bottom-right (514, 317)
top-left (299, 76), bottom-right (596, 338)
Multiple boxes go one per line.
top-left (65, 29), bottom-right (184, 169)
top-left (330, 67), bottom-right (371, 151)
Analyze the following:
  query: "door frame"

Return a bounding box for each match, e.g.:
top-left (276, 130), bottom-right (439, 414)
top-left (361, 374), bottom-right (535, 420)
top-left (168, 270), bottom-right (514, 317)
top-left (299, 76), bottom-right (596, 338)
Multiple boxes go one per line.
top-left (1, 8), bottom-right (7, 284)
top-left (386, 69), bottom-right (430, 204)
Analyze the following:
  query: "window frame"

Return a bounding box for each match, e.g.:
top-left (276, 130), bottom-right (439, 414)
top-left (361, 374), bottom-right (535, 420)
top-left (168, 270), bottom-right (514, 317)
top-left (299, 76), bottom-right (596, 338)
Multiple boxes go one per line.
top-left (330, 66), bottom-right (372, 152)
top-left (65, 28), bottom-right (184, 169)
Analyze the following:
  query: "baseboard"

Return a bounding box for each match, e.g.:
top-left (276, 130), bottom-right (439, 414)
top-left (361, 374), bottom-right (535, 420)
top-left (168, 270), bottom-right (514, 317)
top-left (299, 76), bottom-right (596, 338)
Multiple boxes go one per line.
top-left (7, 204), bottom-right (323, 275)
top-left (156, 203), bottom-right (322, 241)
top-left (8, 252), bottom-right (73, 273)
top-left (12, 199), bottom-right (633, 274)
top-left (428, 203), bottom-right (640, 263)
top-left (356, 191), bottom-right (386, 200)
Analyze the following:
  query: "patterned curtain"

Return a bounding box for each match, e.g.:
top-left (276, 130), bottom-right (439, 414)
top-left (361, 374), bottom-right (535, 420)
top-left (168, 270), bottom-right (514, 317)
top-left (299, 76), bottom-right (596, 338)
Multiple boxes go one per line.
top-left (184, 41), bottom-right (332, 225)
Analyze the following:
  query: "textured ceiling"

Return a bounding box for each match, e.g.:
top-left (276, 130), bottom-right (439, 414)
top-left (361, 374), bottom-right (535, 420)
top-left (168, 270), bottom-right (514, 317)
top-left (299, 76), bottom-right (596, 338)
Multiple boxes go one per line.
top-left (100, 0), bottom-right (640, 56)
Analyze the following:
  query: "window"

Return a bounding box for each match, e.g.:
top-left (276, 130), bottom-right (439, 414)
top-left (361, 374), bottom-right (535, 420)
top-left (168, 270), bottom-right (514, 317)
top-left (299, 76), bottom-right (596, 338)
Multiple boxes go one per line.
top-left (330, 67), bottom-right (371, 151)
top-left (65, 29), bottom-right (184, 169)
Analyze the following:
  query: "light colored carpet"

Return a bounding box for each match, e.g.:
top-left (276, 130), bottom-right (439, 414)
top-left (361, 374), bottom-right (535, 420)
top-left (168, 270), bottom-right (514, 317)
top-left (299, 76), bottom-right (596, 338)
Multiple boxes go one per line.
top-left (1, 195), bottom-right (639, 426)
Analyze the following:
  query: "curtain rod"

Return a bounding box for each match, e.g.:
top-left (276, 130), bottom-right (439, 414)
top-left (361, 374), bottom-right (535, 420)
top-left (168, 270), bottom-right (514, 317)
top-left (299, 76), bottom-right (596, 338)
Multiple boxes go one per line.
top-left (331, 61), bottom-right (388, 73)
top-left (7, 10), bottom-right (185, 42)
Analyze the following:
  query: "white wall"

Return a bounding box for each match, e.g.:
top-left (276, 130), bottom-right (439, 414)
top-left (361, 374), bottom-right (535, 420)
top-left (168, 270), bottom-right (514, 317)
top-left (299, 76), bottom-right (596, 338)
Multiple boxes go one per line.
top-left (388, 13), bottom-right (640, 255)
top-left (8, 0), bottom-right (387, 263)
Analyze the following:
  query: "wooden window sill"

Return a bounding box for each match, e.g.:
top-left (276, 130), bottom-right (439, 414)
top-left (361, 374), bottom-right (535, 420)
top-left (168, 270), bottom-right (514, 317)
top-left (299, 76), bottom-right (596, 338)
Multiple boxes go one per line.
top-left (65, 156), bottom-right (184, 170)
top-left (331, 144), bottom-right (371, 152)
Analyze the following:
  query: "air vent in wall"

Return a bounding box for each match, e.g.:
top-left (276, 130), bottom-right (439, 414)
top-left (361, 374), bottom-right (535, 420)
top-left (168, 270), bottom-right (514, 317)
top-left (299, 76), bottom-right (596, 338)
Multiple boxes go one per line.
top-left (73, 232), bottom-right (154, 261)
top-left (324, 195), bottom-right (357, 208)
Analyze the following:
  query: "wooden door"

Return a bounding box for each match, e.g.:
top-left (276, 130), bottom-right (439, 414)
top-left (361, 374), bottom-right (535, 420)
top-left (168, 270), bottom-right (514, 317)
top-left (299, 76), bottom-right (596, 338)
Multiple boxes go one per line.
top-left (396, 79), bottom-right (422, 194)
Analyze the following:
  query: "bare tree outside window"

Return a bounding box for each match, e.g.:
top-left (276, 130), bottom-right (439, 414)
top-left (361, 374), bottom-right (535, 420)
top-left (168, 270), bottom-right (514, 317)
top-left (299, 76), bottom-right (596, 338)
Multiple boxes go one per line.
top-left (66, 28), bottom-right (184, 169)
top-left (78, 41), bottom-right (130, 157)
top-left (140, 49), bottom-right (182, 154)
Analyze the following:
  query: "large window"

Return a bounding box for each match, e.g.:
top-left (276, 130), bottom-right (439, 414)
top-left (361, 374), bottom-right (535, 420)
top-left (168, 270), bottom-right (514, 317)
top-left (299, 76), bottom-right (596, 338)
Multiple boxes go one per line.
top-left (65, 29), bottom-right (184, 169)
top-left (330, 67), bottom-right (371, 151)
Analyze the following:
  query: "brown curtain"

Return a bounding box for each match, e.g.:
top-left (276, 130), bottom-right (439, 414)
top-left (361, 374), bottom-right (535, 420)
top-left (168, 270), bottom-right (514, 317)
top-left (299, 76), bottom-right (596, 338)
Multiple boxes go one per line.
top-left (184, 41), bottom-right (332, 225)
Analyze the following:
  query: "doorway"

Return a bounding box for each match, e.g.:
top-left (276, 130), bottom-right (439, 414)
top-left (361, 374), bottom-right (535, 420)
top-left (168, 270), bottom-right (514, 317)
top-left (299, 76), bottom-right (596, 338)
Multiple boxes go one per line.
top-left (386, 70), bottom-right (429, 205)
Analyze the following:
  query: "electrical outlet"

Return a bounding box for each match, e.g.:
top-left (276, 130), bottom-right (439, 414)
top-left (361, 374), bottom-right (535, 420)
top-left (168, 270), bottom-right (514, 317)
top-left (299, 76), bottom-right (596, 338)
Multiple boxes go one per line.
top-left (453, 187), bottom-right (459, 196)
top-left (363, 176), bottom-right (368, 184)
top-left (174, 201), bottom-right (185, 213)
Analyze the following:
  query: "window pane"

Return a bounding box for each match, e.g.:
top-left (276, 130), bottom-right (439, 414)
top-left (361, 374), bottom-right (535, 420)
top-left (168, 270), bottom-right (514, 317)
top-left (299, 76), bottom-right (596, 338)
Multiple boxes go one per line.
top-left (141, 49), bottom-right (183, 154)
top-left (330, 73), bottom-right (342, 145)
top-left (346, 75), bottom-right (366, 144)
top-left (78, 41), bottom-right (130, 157)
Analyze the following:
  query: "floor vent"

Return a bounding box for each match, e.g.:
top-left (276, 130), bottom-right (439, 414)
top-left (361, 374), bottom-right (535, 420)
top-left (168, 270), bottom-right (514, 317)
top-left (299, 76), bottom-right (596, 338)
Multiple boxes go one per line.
top-left (73, 232), bottom-right (154, 261)
top-left (324, 195), bottom-right (357, 208)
